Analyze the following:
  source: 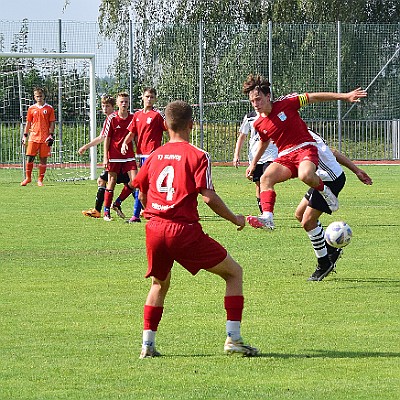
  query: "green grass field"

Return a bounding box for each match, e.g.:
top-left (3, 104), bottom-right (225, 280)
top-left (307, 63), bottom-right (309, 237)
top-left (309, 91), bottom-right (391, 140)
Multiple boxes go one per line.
top-left (1, 165), bottom-right (399, 399)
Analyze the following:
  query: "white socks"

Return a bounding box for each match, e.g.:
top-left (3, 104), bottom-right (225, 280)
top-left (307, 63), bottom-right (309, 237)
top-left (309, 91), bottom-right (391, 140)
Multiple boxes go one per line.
top-left (142, 329), bottom-right (156, 348)
top-left (226, 320), bottom-right (241, 341)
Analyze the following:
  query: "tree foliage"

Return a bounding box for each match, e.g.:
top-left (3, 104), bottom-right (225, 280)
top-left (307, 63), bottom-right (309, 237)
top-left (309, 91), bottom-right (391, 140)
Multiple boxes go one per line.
top-left (98, 0), bottom-right (400, 25)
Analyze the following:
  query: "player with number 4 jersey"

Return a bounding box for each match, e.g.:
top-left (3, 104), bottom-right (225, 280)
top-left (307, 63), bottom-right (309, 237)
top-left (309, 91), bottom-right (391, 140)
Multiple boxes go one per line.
top-left (133, 100), bottom-right (258, 358)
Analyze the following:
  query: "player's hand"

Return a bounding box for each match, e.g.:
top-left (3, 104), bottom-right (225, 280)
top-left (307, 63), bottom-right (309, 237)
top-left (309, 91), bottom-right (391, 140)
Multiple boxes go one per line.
top-left (245, 165), bottom-right (254, 180)
top-left (235, 214), bottom-right (246, 231)
top-left (356, 170), bottom-right (373, 185)
top-left (121, 143), bottom-right (128, 155)
top-left (21, 136), bottom-right (27, 145)
top-left (78, 146), bottom-right (86, 155)
top-left (45, 135), bottom-right (54, 146)
top-left (233, 158), bottom-right (240, 168)
top-left (346, 87), bottom-right (367, 103)
top-left (103, 158), bottom-right (109, 169)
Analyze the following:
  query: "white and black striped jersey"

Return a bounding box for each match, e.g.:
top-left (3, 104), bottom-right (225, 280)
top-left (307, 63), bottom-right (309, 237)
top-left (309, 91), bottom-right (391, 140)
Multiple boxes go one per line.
top-left (308, 129), bottom-right (343, 182)
top-left (239, 111), bottom-right (278, 164)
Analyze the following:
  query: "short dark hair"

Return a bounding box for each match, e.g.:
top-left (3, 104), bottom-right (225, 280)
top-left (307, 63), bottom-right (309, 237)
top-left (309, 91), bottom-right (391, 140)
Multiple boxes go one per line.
top-left (143, 87), bottom-right (157, 96)
top-left (33, 87), bottom-right (45, 96)
top-left (101, 95), bottom-right (116, 107)
top-left (242, 74), bottom-right (271, 96)
top-left (165, 100), bottom-right (192, 132)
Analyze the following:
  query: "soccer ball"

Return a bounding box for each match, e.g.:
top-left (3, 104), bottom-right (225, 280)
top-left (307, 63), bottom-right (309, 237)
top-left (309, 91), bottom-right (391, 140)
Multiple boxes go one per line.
top-left (325, 221), bottom-right (352, 248)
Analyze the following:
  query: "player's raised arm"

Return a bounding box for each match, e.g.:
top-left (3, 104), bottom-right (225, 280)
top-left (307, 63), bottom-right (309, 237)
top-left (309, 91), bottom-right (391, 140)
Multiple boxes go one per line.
top-left (308, 87), bottom-right (367, 104)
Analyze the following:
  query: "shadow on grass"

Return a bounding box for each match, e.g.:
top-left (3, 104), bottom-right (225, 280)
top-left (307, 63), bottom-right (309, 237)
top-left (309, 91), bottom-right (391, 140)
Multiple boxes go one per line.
top-left (334, 277), bottom-right (400, 286)
top-left (153, 350), bottom-right (400, 359)
top-left (258, 349), bottom-right (400, 359)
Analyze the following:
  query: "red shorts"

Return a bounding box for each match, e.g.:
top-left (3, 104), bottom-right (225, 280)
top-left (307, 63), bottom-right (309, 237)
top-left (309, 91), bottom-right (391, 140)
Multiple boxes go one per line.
top-left (107, 160), bottom-right (137, 175)
top-left (145, 219), bottom-right (228, 281)
top-left (26, 141), bottom-right (51, 158)
top-left (275, 145), bottom-right (318, 178)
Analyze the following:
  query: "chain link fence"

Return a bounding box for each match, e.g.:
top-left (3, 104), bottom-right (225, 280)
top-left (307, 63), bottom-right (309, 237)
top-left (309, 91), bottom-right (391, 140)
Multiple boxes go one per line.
top-left (1, 20), bottom-right (399, 180)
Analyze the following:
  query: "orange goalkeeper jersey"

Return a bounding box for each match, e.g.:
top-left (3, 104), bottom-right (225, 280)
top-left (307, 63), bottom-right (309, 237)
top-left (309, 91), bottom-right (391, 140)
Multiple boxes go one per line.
top-left (26, 103), bottom-right (56, 143)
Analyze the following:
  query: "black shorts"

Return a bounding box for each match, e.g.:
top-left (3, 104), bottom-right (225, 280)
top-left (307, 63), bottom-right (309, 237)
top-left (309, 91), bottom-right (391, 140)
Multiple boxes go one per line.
top-left (99, 170), bottom-right (130, 184)
top-left (252, 161), bottom-right (273, 182)
top-left (304, 172), bottom-right (346, 214)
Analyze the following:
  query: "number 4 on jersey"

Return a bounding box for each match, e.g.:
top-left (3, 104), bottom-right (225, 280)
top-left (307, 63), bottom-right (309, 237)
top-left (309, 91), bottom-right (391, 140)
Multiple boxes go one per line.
top-left (156, 166), bottom-right (175, 201)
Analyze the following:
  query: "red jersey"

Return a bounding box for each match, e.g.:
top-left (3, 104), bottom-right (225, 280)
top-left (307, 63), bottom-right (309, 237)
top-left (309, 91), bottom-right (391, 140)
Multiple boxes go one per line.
top-left (133, 141), bottom-right (214, 223)
top-left (101, 112), bottom-right (134, 161)
top-left (26, 103), bottom-right (56, 143)
top-left (127, 108), bottom-right (166, 155)
top-left (253, 93), bottom-right (316, 154)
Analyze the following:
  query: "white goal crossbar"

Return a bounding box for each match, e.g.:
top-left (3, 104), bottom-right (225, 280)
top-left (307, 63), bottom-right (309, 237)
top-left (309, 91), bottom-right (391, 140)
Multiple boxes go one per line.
top-left (0, 52), bottom-right (97, 180)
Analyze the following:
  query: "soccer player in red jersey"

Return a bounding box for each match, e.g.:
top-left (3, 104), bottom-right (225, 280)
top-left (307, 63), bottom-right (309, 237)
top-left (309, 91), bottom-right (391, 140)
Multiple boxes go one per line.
top-left (133, 100), bottom-right (259, 358)
top-left (102, 92), bottom-right (137, 221)
top-left (79, 95), bottom-right (116, 218)
top-left (243, 74), bottom-right (367, 230)
top-left (122, 87), bottom-right (167, 223)
top-left (21, 87), bottom-right (56, 187)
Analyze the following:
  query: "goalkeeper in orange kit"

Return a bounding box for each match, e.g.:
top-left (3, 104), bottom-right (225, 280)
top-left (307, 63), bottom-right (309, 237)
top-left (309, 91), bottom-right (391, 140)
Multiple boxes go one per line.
top-left (21, 87), bottom-right (56, 187)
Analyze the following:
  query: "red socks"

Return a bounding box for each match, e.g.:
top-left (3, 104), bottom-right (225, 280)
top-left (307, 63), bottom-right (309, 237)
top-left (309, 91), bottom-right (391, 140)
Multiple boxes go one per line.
top-left (224, 295), bottom-right (244, 321)
top-left (143, 305), bottom-right (164, 331)
top-left (259, 190), bottom-right (276, 213)
top-left (104, 189), bottom-right (114, 208)
top-left (117, 184), bottom-right (134, 202)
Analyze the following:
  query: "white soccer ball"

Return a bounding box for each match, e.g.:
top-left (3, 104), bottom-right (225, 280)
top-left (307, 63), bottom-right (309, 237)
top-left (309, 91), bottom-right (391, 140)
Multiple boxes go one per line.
top-left (325, 221), bottom-right (352, 248)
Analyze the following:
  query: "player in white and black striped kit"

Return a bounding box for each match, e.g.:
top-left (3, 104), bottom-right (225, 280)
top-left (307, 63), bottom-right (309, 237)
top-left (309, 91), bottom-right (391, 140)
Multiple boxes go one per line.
top-left (295, 129), bottom-right (373, 281)
top-left (233, 111), bottom-right (278, 213)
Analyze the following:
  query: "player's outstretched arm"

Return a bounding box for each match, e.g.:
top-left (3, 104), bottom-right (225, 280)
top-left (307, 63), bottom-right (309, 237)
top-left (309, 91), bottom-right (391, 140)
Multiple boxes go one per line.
top-left (201, 188), bottom-right (245, 230)
top-left (332, 149), bottom-right (373, 185)
top-left (308, 88), bottom-right (367, 104)
top-left (78, 135), bottom-right (105, 155)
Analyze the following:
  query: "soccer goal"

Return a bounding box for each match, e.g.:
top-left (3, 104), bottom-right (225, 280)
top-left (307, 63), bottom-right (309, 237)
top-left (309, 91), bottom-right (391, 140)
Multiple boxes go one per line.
top-left (0, 52), bottom-right (97, 183)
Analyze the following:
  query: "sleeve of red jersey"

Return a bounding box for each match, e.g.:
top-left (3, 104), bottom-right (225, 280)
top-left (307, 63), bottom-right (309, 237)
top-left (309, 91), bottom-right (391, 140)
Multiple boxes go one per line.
top-left (127, 114), bottom-right (137, 134)
top-left (158, 113), bottom-right (168, 132)
top-left (100, 114), bottom-right (112, 137)
top-left (194, 152), bottom-right (214, 192)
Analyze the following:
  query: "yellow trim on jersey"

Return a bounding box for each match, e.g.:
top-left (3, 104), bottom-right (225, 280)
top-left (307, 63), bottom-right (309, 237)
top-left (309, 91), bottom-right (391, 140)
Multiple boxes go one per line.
top-left (298, 93), bottom-right (309, 107)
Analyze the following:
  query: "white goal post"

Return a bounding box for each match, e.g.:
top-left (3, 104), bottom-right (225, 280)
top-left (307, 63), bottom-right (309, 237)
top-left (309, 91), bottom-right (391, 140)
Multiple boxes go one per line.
top-left (0, 52), bottom-right (97, 180)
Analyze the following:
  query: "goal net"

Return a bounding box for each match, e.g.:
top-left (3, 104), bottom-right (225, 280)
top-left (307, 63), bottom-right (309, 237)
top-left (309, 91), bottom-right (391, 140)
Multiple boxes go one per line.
top-left (0, 52), bottom-right (97, 184)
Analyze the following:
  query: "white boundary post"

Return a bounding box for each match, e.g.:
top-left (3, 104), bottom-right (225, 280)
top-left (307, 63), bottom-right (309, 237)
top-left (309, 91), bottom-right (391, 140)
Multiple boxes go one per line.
top-left (0, 52), bottom-right (97, 180)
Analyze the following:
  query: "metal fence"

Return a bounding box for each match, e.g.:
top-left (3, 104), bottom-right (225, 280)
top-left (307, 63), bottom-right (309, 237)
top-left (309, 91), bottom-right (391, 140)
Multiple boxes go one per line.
top-left (0, 20), bottom-right (399, 176)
